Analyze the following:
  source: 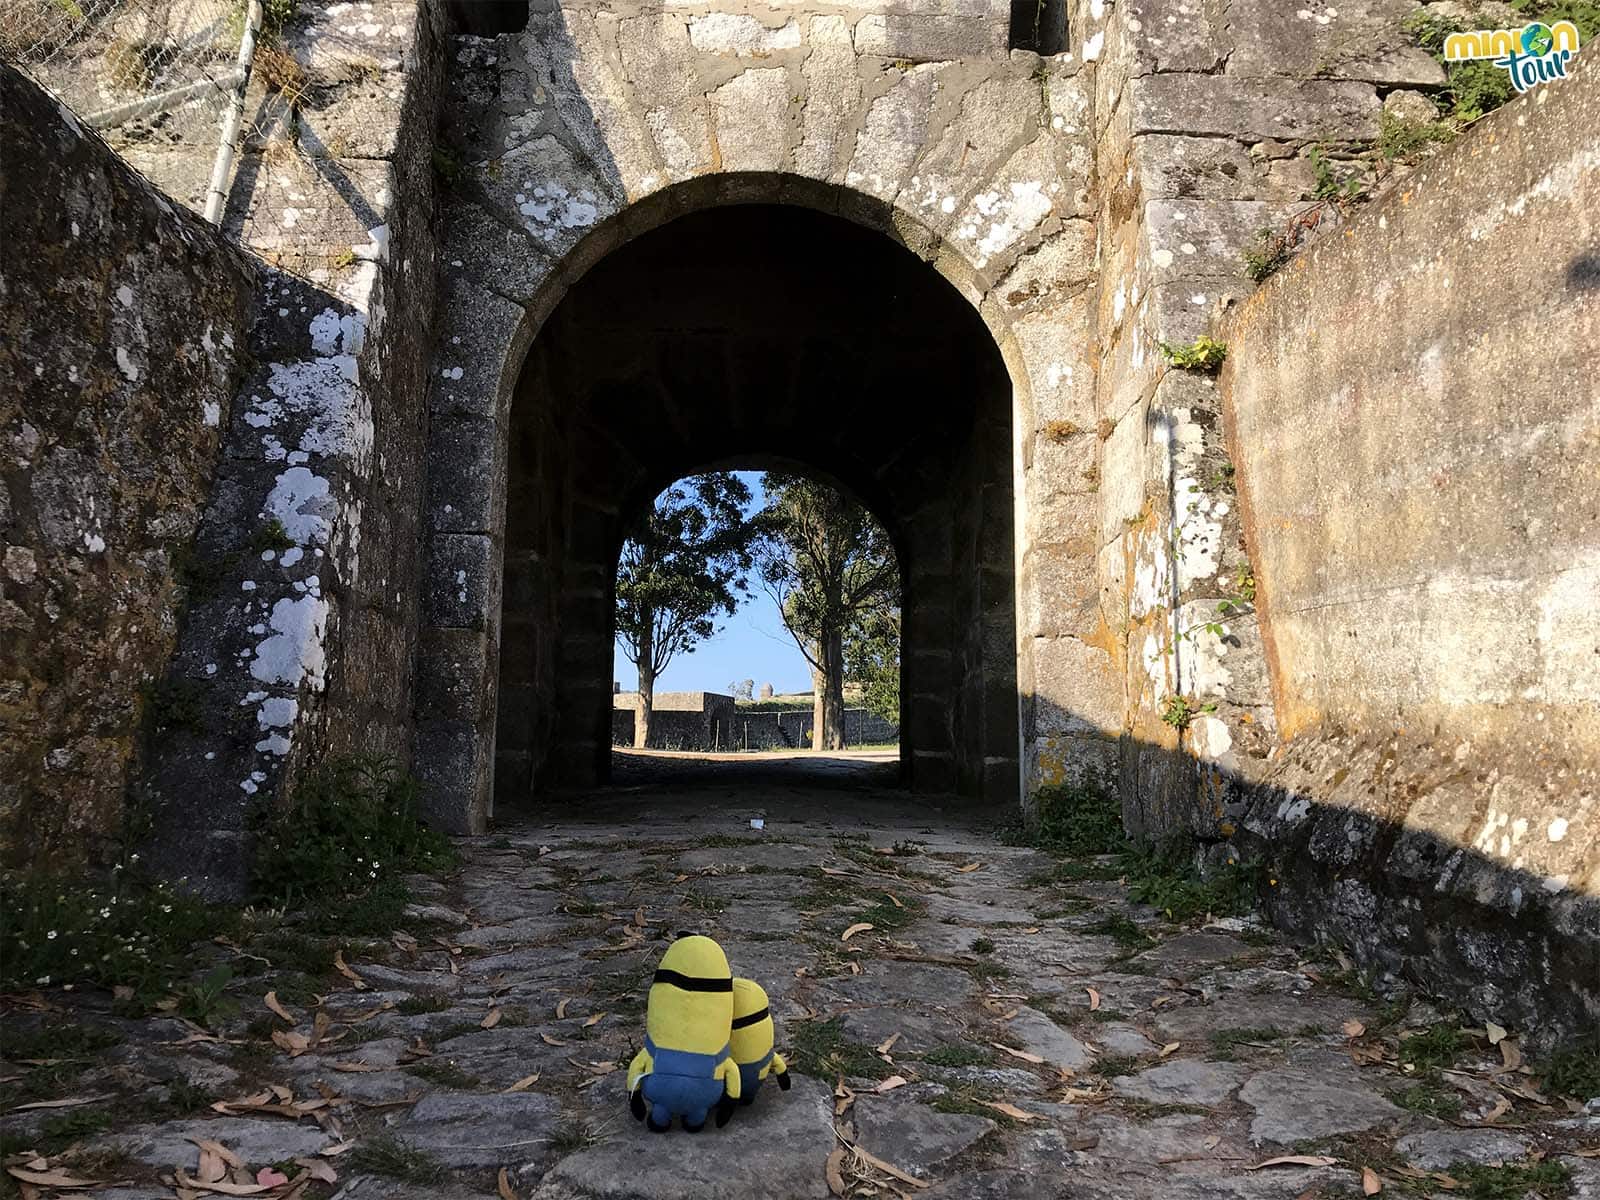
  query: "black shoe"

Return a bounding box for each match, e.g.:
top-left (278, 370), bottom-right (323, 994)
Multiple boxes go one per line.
top-left (776, 1072), bottom-right (792, 1092)
top-left (629, 1090), bottom-right (647, 1121)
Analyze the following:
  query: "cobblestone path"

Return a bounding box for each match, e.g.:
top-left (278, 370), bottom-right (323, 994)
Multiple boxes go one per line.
top-left (5, 783), bottom-right (1596, 1199)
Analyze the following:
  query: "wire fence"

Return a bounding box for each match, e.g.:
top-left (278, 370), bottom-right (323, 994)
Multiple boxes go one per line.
top-left (3, 0), bottom-right (346, 280)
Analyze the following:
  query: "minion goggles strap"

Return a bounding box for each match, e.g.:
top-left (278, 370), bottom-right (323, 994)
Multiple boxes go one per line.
top-left (654, 969), bottom-right (734, 992)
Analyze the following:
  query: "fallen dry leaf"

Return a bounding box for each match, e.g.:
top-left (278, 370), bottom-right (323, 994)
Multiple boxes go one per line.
top-left (825, 1148), bottom-right (848, 1196)
top-left (187, 1139), bottom-right (244, 1170)
top-left (296, 1158), bottom-right (336, 1185)
top-left (256, 1168), bottom-right (290, 1187)
top-left (318, 1142), bottom-right (356, 1157)
top-left (885, 892), bottom-right (904, 908)
top-left (981, 1101), bottom-right (1039, 1122)
top-left (957, 862), bottom-right (982, 873)
top-left (633, 907), bottom-right (647, 928)
top-left (1086, 987), bottom-right (1101, 1012)
top-left (1362, 1166), bottom-right (1382, 1195)
top-left (330, 1061), bottom-right (383, 1073)
top-left (1159, 1042), bottom-right (1181, 1058)
top-left (264, 992), bottom-right (295, 1025)
top-left (6, 1166), bottom-right (103, 1189)
top-left (841, 923), bottom-right (874, 942)
top-left (481, 1008), bottom-right (502, 1030)
top-left (583, 1013), bottom-right (605, 1028)
top-left (196, 1146), bottom-right (227, 1184)
top-left (1247, 1155), bottom-right (1339, 1170)
top-left (875, 1075), bottom-right (907, 1093)
top-left (1482, 1094), bottom-right (1512, 1123)
top-left (7, 1094), bottom-right (111, 1112)
top-left (271, 1029), bottom-right (310, 1057)
top-left (1484, 1021), bottom-right (1508, 1045)
top-left (820, 867), bottom-right (852, 877)
top-left (1342, 1020), bottom-right (1365, 1038)
top-left (173, 1168), bottom-right (275, 1195)
top-left (498, 1166), bottom-right (519, 1200)
top-left (1498, 1039), bottom-right (1523, 1072)
top-left (333, 950), bottom-right (366, 990)
top-left (541, 1033), bottom-right (568, 1047)
top-left (992, 1043), bottom-right (1045, 1065)
top-left (556, 999), bottom-right (571, 1019)
top-left (504, 1073), bottom-right (541, 1093)
top-left (851, 1144), bottom-right (931, 1189)
top-left (876, 1033), bottom-right (902, 1056)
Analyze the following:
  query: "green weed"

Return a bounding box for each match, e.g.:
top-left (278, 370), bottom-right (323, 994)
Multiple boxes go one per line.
top-left (789, 1018), bottom-right (892, 1080)
top-left (1159, 335), bottom-right (1228, 371)
top-left (350, 1134), bottom-right (448, 1184)
top-left (252, 754), bottom-right (455, 932)
top-left (1121, 839), bottom-right (1262, 922)
top-left (1087, 913), bottom-right (1152, 950)
top-left (923, 1044), bottom-right (994, 1068)
top-left (1536, 1035), bottom-right (1600, 1101)
top-left (1449, 1158), bottom-right (1571, 1199)
top-left (1008, 784), bottom-right (1125, 856)
top-left (1398, 1023), bottom-right (1467, 1071)
top-left (0, 872), bottom-right (235, 999)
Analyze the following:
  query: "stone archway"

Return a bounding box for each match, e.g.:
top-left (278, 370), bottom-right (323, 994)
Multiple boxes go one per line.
top-left (414, 171), bottom-right (1112, 835)
top-left (496, 203), bottom-right (1016, 808)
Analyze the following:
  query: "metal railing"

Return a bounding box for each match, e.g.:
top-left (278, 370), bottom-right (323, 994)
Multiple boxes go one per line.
top-left (3, 0), bottom-right (293, 238)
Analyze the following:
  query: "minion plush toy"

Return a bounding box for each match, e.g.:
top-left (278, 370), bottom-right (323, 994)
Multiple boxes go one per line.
top-left (626, 935), bottom-right (742, 1132)
top-left (730, 977), bottom-right (791, 1104)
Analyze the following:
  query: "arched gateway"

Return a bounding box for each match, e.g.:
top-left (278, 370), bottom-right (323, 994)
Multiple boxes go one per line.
top-left (403, 5), bottom-right (1114, 835)
top-left (413, 166), bottom-right (1109, 832)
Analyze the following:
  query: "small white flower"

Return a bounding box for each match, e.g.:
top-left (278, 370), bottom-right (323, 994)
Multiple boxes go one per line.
top-left (46, 930), bottom-right (58, 940)
top-left (36, 975), bottom-right (49, 985)
top-left (160, 904), bottom-right (173, 914)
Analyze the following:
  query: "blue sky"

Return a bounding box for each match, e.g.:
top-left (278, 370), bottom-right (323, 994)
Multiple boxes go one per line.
top-left (612, 472), bottom-right (816, 696)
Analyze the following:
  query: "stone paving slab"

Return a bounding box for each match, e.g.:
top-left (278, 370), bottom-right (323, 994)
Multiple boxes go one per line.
top-left (20, 782), bottom-right (1595, 1200)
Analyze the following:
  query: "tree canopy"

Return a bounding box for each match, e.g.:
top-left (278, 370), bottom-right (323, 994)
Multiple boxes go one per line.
top-left (615, 474), bottom-right (755, 741)
top-left (756, 473), bottom-right (898, 748)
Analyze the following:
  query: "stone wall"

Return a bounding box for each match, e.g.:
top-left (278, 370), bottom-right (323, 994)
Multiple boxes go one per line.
top-left (1075, 0), bottom-right (1449, 834)
top-left (0, 66), bottom-right (255, 869)
top-left (132, 0), bottom-right (448, 896)
top-left (1217, 59), bottom-right (1599, 1046)
top-left (611, 695), bottom-right (899, 750)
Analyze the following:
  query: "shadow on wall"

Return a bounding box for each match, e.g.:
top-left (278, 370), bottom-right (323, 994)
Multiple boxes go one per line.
top-left (1093, 730), bottom-right (1595, 1054)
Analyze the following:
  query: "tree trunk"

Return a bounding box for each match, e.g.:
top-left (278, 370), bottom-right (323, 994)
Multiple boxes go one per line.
top-left (810, 663), bottom-right (824, 751)
top-left (819, 626), bottom-right (846, 750)
top-left (635, 619), bottom-right (655, 749)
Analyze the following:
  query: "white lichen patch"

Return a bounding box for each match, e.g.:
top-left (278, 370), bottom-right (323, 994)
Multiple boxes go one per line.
top-left (956, 180), bottom-right (1053, 268)
top-left (249, 594), bottom-right (330, 692)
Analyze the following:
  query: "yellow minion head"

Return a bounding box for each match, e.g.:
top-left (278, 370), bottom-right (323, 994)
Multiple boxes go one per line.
top-left (646, 935), bottom-right (734, 1056)
top-left (730, 977), bottom-right (774, 1066)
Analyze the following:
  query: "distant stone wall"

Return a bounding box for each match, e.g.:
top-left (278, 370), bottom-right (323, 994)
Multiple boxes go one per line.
top-left (612, 699), bottom-right (898, 752)
top-left (1220, 60), bottom-right (1600, 1047)
top-left (0, 66), bottom-right (255, 869)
